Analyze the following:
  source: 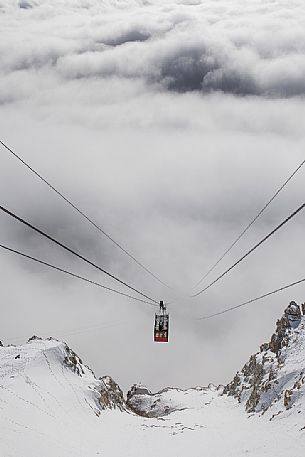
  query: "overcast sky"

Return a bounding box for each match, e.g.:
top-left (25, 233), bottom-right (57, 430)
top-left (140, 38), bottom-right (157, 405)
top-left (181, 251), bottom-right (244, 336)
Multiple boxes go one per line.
top-left (1, 0), bottom-right (305, 392)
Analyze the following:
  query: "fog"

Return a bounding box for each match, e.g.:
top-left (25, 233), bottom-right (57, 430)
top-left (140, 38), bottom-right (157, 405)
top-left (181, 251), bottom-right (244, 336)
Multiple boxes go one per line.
top-left (0, 0), bottom-right (305, 392)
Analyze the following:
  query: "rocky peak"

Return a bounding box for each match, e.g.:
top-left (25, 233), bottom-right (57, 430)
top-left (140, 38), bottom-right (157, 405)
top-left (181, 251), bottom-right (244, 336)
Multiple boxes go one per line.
top-left (59, 341), bottom-right (127, 412)
top-left (25, 337), bottom-right (128, 413)
top-left (63, 344), bottom-right (86, 377)
top-left (126, 383), bottom-right (157, 417)
top-left (269, 301), bottom-right (301, 354)
top-left (99, 375), bottom-right (127, 411)
top-left (224, 301), bottom-right (305, 415)
top-left (27, 335), bottom-right (43, 342)
top-left (59, 341), bottom-right (126, 411)
top-left (127, 383), bottom-right (152, 401)
top-left (126, 383), bottom-right (216, 417)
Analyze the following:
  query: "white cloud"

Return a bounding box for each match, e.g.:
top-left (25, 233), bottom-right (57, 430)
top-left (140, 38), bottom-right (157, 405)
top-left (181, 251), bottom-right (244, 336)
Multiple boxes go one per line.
top-left (1, 0), bottom-right (305, 391)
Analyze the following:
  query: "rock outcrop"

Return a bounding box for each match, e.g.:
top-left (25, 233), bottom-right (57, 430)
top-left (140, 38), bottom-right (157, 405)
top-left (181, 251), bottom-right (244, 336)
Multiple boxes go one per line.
top-left (63, 345), bottom-right (85, 376)
top-left (27, 336), bottom-right (128, 413)
top-left (99, 375), bottom-right (126, 411)
top-left (224, 302), bottom-right (305, 414)
top-left (61, 341), bottom-right (127, 412)
top-left (126, 384), bottom-right (163, 417)
top-left (126, 383), bottom-right (217, 417)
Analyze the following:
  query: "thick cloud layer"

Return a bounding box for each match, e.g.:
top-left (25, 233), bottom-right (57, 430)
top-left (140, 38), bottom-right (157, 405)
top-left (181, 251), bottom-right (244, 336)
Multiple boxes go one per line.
top-left (0, 0), bottom-right (305, 391)
top-left (1, 0), bottom-right (305, 99)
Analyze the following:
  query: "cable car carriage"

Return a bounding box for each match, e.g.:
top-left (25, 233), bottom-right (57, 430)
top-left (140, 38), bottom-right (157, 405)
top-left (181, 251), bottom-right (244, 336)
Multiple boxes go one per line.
top-left (154, 301), bottom-right (169, 342)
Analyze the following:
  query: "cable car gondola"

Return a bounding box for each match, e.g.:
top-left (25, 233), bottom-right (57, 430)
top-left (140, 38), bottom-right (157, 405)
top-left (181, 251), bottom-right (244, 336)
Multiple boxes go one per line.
top-left (154, 301), bottom-right (169, 342)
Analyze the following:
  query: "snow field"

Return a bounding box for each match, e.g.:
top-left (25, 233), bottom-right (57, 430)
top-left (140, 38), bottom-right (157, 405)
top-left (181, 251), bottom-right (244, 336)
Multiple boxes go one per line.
top-left (0, 338), bottom-right (304, 456)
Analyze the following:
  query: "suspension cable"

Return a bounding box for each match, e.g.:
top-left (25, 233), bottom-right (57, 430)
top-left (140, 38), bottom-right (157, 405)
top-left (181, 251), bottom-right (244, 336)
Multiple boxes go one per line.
top-left (0, 204), bottom-right (159, 304)
top-left (192, 202), bottom-right (305, 298)
top-left (0, 139), bottom-right (172, 289)
top-left (197, 277), bottom-right (305, 320)
top-left (194, 158), bottom-right (305, 288)
top-left (0, 243), bottom-right (158, 307)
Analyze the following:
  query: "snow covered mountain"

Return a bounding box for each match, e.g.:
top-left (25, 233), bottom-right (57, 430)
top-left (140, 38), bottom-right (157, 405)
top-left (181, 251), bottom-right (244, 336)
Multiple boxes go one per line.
top-left (225, 302), bottom-right (305, 418)
top-left (1, 303), bottom-right (305, 456)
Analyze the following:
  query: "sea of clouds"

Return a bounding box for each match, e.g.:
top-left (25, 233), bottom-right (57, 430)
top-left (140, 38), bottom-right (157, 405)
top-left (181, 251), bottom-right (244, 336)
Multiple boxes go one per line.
top-left (1, 0), bottom-right (305, 130)
top-left (1, 0), bottom-right (305, 390)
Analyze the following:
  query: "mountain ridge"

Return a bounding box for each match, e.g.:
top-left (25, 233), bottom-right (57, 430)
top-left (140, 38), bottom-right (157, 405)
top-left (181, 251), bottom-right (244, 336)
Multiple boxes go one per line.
top-left (224, 302), bottom-right (305, 416)
top-left (1, 301), bottom-right (305, 456)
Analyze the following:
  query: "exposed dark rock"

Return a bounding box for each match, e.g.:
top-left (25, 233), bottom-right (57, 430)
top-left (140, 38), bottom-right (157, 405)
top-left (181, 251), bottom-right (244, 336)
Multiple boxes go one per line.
top-left (217, 384), bottom-right (225, 394)
top-left (126, 384), bottom-right (154, 416)
top-left (270, 302), bottom-right (301, 354)
top-left (63, 345), bottom-right (85, 376)
top-left (269, 315), bottom-right (290, 355)
top-left (126, 384), bottom-right (211, 417)
top-left (285, 302), bottom-right (301, 324)
top-left (283, 372), bottom-right (305, 409)
top-left (224, 302), bottom-right (303, 413)
top-left (260, 342), bottom-right (269, 352)
top-left (27, 335), bottom-right (43, 342)
top-left (127, 384), bottom-right (152, 402)
top-left (0, 341), bottom-right (3, 347)
top-left (224, 373), bottom-right (241, 399)
top-left (99, 376), bottom-right (127, 411)
top-left (61, 342), bottom-right (127, 412)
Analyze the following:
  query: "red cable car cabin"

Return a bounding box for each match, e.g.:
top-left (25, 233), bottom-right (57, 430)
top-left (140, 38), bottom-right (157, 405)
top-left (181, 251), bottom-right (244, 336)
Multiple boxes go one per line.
top-left (154, 301), bottom-right (169, 342)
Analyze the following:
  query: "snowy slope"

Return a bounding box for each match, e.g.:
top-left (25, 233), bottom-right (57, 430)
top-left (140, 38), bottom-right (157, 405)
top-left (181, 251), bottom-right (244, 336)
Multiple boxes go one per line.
top-left (225, 303), bottom-right (305, 423)
top-left (1, 306), bottom-right (305, 457)
top-left (0, 337), bottom-right (126, 456)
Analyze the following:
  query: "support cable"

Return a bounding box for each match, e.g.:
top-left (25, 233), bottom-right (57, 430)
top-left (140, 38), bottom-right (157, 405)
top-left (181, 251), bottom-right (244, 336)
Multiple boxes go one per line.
top-left (197, 277), bottom-right (305, 320)
top-left (0, 243), bottom-right (158, 307)
top-left (192, 202), bottom-right (305, 298)
top-left (0, 139), bottom-right (172, 289)
top-left (194, 158), bottom-right (305, 288)
top-left (0, 204), bottom-right (158, 304)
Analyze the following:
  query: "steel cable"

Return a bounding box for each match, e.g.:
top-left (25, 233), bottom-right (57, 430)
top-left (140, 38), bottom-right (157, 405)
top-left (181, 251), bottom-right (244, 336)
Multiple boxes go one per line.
top-left (0, 243), bottom-right (158, 307)
top-left (194, 158), bottom-right (305, 288)
top-left (0, 139), bottom-right (172, 290)
top-left (197, 277), bottom-right (305, 320)
top-left (0, 204), bottom-right (158, 304)
top-left (192, 202), bottom-right (305, 298)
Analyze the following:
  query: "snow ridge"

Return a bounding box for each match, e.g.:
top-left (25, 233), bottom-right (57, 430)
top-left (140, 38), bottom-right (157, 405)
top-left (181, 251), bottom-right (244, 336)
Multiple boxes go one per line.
top-left (0, 336), bottom-right (126, 415)
top-left (1, 303), bottom-right (305, 456)
top-left (224, 302), bottom-right (305, 419)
